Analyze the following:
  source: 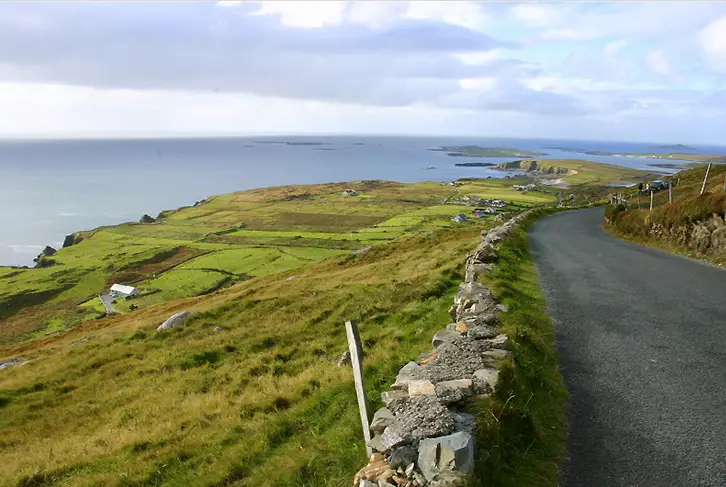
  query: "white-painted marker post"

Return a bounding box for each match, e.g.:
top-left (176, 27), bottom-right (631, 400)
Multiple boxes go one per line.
top-left (701, 163), bottom-right (712, 195)
top-left (650, 190), bottom-right (654, 211)
top-left (345, 320), bottom-right (372, 457)
top-left (669, 181), bottom-right (673, 204)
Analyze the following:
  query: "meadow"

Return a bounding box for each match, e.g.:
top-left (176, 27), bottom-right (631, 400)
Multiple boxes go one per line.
top-left (0, 165), bottom-right (644, 487)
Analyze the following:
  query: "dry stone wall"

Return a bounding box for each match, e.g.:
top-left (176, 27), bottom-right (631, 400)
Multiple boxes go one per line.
top-left (353, 211), bottom-right (532, 487)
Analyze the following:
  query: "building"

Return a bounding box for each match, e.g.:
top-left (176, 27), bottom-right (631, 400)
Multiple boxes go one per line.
top-left (342, 189), bottom-right (359, 196)
top-left (471, 210), bottom-right (486, 218)
top-left (452, 214), bottom-right (468, 223)
top-left (110, 283), bottom-right (140, 298)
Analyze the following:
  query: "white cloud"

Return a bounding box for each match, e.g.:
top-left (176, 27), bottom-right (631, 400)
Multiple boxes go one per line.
top-left (699, 16), bottom-right (726, 72)
top-left (454, 49), bottom-right (502, 65)
top-left (250, 1), bottom-right (347, 29)
top-left (604, 39), bottom-right (629, 55)
top-left (510, 3), bottom-right (563, 27)
top-left (646, 50), bottom-right (670, 76)
top-left (459, 77), bottom-right (497, 90)
top-left (404, 1), bottom-right (489, 31)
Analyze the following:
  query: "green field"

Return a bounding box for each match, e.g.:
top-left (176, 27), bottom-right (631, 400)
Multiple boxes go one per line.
top-left (0, 179), bottom-right (558, 344)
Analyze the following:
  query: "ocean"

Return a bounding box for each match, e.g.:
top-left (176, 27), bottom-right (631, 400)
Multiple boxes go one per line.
top-left (2, 135), bottom-right (725, 267)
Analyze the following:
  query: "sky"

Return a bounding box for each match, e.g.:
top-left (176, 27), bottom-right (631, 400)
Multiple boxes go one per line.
top-left (1, 1), bottom-right (725, 143)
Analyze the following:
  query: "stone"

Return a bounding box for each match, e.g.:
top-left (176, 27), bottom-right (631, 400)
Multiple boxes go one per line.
top-left (380, 424), bottom-right (407, 451)
top-left (417, 351), bottom-right (438, 365)
top-left (369, 435), bottom-right (386, 453)
top-left (473, 368), bottom-right (499, 393)
top-left (379, 469), bottom-right (395, 482)
top-left (451, 411), bottom-right (476, 435)
top-left (0, 357), bottom-right (24, 370)
top-left (413, 470), bottom-right (427, 486)
top-left (495, 304), bottom-right (509, 313)
top-left (484, 334), bottom-right (510, 350)
top-left (412, 336), bottom-right (493, 383)
top-left (354, 456), bottom-right (389, 485)
top-left (454, 322), bottom-right (470, 333)
top-left (352, 247), bottom-right (372, 255)
top-left (336, 350), bottom-right (351, 367)
top-left (482, 349), bottom-right (510, 361)
top-left (435, 379), bottom-right (473, 405)
top-left (370, 408), bottom-right (395, 435)
top-left (405, 463), bottom-right (416, 477)
top-left (466, 325), bottom-right (499, 340)
top-left (378, 480), bottom-right (395, 487)
top-left (213, 326), bottom-right (224, 332)
top-left (389, 445), bottom-right (418, 470)
top-left (432, 330), bottom-right (457, 347)
top-left (157, 311), bottom-right (195, 331)
top-left (408, 380), bottom-right (436, 396)
top-left (360, 481), bottom-right (377, 487)
top-left (393, 362), bottom-right (420, 389)
top-left (384, 396), bottom-right (456, 446)
top-left (381, 390), bottom-right (408, 407)
top-left (417, 431), bottom-right (475, 481)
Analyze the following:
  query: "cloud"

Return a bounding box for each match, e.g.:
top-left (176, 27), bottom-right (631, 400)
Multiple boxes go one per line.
top-left (699, 16), bottom-right (726, 73)
top-left (646, 50), bottom-right (671, 77)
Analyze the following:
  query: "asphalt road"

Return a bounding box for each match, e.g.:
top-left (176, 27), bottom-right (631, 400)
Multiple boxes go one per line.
top-left (99, 293), bottom-right (116, 314)
top-left (529, 207), bottom-right (726, 487)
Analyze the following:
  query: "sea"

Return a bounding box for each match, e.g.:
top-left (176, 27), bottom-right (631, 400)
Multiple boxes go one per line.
top-left (2, 135), bottom-right (726, 267)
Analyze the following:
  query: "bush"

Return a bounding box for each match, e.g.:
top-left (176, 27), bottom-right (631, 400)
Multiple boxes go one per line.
top-left (604, 203), bottom-right (627, 223)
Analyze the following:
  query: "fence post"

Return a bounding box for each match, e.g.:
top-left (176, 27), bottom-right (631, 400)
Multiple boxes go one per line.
top-left (345, 320), bottom-right (372, 457)
top-left (669, 181), bottom-right (673, 204)
top-left (723, 174), bottom-right (726, 193)
top-left (701, 163), bottom-right (712, 195)
top-left (650, 190), bottom-right (654, 211)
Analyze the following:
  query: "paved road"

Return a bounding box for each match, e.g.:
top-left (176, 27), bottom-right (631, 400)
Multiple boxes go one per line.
top-left (99, 294), bottom-right (116, 314)
top-left (530, 207), bottom-right (726, 487)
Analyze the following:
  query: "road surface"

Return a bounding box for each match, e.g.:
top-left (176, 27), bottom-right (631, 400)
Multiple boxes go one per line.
top-left (529, 207), bottom-right (726, 487)
top-left (99, 294), bottom-right (116, 314)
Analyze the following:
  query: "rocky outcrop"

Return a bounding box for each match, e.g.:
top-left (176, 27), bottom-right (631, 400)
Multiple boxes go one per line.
top-left (33, 246), bottom-right (57, 268)
top-left (353, 211), bottom-right (531, 487)
top-left (628, 213), bottom-right (726, 258)
top-left (139, 214), bottom-right (156, 224)
top-left (62, 233), bottom-right (84, 248)
top-left (156, 311), bottom-right (195, 331)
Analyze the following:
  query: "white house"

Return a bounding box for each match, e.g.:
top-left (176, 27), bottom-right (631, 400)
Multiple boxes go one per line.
top-left (110, 283), bottom-right (140, 298)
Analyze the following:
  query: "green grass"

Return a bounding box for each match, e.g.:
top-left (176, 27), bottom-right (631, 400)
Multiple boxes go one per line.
top-left (0, 179), bottom-right (555, 344)
top-left (472, 208), bottom-right (567, 487)
top-left (0, 225), bottom-right (485, 487)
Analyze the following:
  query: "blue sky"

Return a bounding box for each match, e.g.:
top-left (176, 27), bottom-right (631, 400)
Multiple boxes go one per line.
top-left (1, 1), bottom-right (725, 143)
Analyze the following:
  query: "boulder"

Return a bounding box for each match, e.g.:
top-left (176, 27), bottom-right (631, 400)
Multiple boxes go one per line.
top-left (484, 334), bottom-right (510, 349)
top-left (466, 325), bottom-right (499, 340)
top-left (139, 214), bottom-right (156, 224)
top-left (418, 431), bottom-right (475, 481)
top-left (370, 408), bottom-right (395, 435)
top-left (156, 311), bottom-right (195, 331)
top-left (62, 232), bottom-right (84, 248)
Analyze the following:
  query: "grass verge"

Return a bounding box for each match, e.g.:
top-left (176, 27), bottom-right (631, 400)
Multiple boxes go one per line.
top-left (471, 208), bottom-right (567, 487)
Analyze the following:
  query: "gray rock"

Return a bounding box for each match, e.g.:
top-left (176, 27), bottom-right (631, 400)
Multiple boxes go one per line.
top-left (418, 431), bottom-right (475, 481)
top-left (368, 434), bottom-right (386, 453)
top-left (384, 396), bottom-right (456, 447)
top-left (451, 411), bottom-right (476, 435)
top-left (473, 368), bottom-right (499, 393)
top-left (380, 423), bottom-right (407, 451)
top-left (381, 390), bottom-right (408, 406)
top-left (370, 408), bottom-right (395, 435)
top-left (413, 470), bottom-right (427, 485)
top-left (408, 379), bottom-right (436, 396)
top-left (360, 480), bottom-right (377, 487)
top-left (0, 357), bottom-right (24, 370)
top-left (495, 304), bottom-right (509, 313)
top-left (393, 361), bottom-right (420, 388)
top-left (435, 379), bottom-right (473, 405)
top-left (466, 325), bottom-right (499, 340)
top-left (432, 330), bottom-right (458, 347)
top-left (213, 326), bottom-right (224, 332)
top-left (484, 334), bottom-right (510, 349)
top-left (352, 247), bottom-right (372, 255)
top-left (405, 462), bottom-right (416, 477)
top-left (389, 445), bottom-right (418, 470)
top-left (412, 336), bottom-right (493, 383)
top-left (157, 311), bottom-right (195, 331)
top-left (378, 481), bottom-right (395, 487)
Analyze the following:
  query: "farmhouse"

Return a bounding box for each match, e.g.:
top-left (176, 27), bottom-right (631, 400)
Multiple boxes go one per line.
top-left (452, 214), bottom-right (468, 223)
top-left (342, 189), bottom-right (359, 196)
top-left (110, 283), bottom-right (140, 298)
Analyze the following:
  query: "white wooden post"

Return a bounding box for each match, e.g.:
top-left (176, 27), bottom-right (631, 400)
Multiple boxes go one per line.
top-left (650, 190), bottom-right (654, 211)
top-left (345, 320), bottom-right (372, 457)
top-left (669, 182), bottom-right (673, 204)
top-left (701, 163), bottom-right (712, 195)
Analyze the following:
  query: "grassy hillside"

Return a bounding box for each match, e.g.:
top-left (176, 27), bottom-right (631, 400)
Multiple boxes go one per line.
top-left (604, 164), bottom-right (726, 264)
top-left (0, 221), bottom-right (491, 487)
top-left (497, 159), bottom-right (652, 185)
top-left (0, 179), bottom-right (554, 345)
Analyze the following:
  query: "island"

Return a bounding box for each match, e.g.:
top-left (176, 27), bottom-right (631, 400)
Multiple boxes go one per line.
top-left (652, 144), bottom-right (696, 151)
top-left (454, 162), bottom-right (497, 167)
top-left (547, 146), bottom-right (726, 163)
top-left (430, 145), bottom-right (548, 158)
